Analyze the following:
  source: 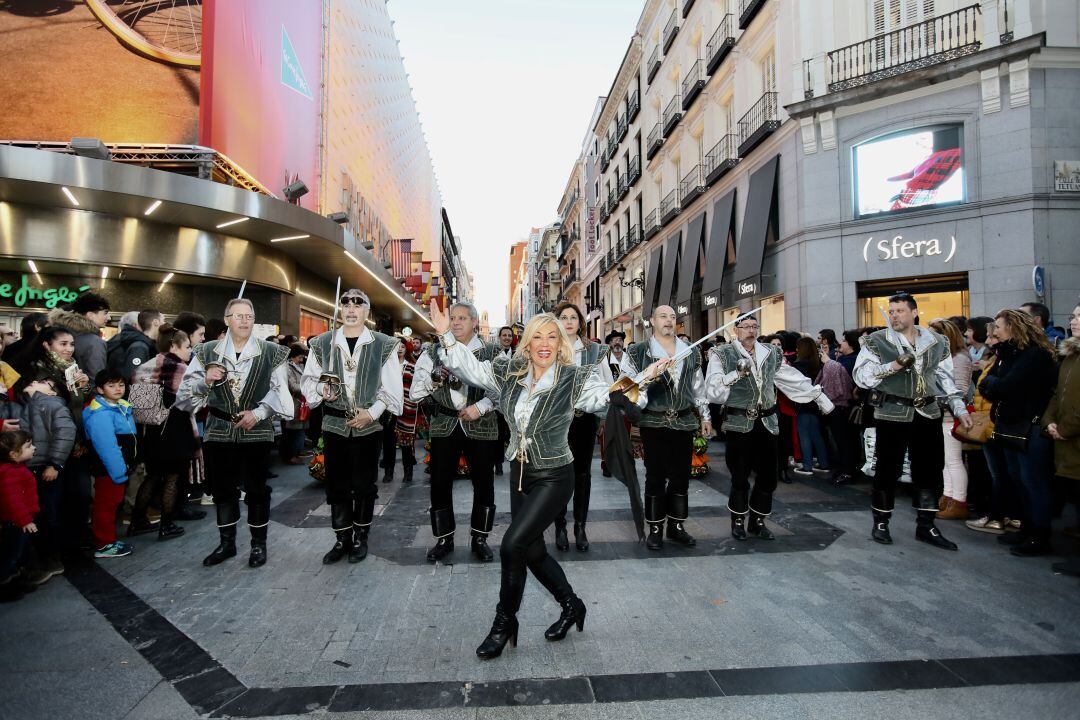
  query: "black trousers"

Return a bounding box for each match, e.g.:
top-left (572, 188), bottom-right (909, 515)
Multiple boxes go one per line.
top-left (494, 412), bottom-right (511, 470)
top-left (640, 426), bottom-right (693, 498)
top-left (379, 416), bottom-right (415, 471)
top-left (556, 414), bottom-right (597, 525)
top-left (725, 421), bottom-right (779, 515)
top-left (825, 408), bottom-right (859, 476)
top-left (873, 413), bottom-right (945, 509)
top-left (203, 441), bottom-right (273, 508)
top-left (323, 432), bottom-right (381, 505)
top-left (500, 461), bottom-right (575, 613)
top-left (430, 425), bottom-right (495, 513)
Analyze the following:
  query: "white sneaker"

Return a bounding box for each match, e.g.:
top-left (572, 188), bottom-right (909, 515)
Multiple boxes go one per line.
top-left (965, 516), bottom-right (1004, 534)
top-left (199, 494), bottom-right (214, 506)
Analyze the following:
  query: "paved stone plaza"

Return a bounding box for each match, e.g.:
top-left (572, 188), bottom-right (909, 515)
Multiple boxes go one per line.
top-left (2, 442), bottom-right (1079, 719)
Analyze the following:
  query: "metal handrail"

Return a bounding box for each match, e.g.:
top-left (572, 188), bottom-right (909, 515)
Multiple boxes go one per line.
top-left (737, 92), bottom-right (779, 146)
top-left (707, 14), bottom-right (733, 62)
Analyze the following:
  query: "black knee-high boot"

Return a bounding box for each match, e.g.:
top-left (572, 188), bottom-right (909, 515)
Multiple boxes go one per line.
top-left (871, 488), bottom-right (894, 544)
top-left (914, 489), bottom-right (957, 550)
top-left (471, 504), bottom-right (495, 562)
top-left (665, 493), bottom-right (696, 546)
top-left (573, 472), bottom-right (590, 552)
top-left (728, 487), bottom-right (749, 541)
top-left (323, 503), bottom-right (352, 564)
top-left (426, 507), bottom-right (455, 562)
top-left (350, 495), bottom-right (375, 563)
top-left (247, 489), bottom-right (271, 568)
top-left (203, 500), bottom-right (239, 566)
top-left (645, 495), bottom-right (665, 550)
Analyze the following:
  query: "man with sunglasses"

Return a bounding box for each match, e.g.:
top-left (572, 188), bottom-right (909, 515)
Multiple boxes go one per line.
top-left (705, 315), bottom-right (834, 541)
top-left (410, 301), bottom-right (499, 562)
top-left (178, 297), bottom-right (294, 568)
top-left (301, 289), bottom-right (403, 565)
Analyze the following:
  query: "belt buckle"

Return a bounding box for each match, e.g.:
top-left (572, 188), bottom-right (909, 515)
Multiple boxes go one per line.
top-left (746, 407), bottom-right (760, 421)
top-left (574, 409), bottom-right (584, 418)
top-left (913, 396), bottom-right (930, 409)
top-left (664, 409), bottom-right (679, 423)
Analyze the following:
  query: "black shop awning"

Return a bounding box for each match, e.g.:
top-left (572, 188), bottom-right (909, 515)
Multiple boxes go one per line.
top-left (642, 243), bottom-right (664, 318)
top-left (701, 189), bottom-right (735, 308)
top-left (656, 230), bottom-right (682, 312)
top-left (733, 155), bottom-right (779, 293)
top-left (675, 211), bottom-right (706, 314)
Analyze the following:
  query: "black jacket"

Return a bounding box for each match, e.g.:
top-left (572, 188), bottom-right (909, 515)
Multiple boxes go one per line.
top-left (106, 328), bottom-right (156, 384)
top-left (979, 341), bottom-right (1057, 425)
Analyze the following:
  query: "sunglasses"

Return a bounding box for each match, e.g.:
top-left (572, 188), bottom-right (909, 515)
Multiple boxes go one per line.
top-left (340, 296), bottom-right (367, 306)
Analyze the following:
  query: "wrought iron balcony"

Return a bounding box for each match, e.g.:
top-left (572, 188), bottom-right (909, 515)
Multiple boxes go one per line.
top-left (706, 14), bottom-right (735, 75)
top-left (738, 0), bottom-right (767, 30)
top-left (617, 115), bottom-right (628, 143)
top-left (826, 4), bottom-right (981, 93)
top-left (704, 133), bottom-right (739, 185)
top-left (607, 189), bottom-right (617, 214)
top-left (643, 208), bottom-right (661, 239)
top-left (627, 224), bottom-right (641, 249)
top-left (600, 143), bottom-right (610, 171)
top-left (660, 188), bottom-right (681, 225)
top-left (679, 165), bottom-right (705, 206)
top-left (628, 155), bottom-right (642, 186)
top-left (647, 45), bottom-right (661, 84)
top-left (627, 89), bottom-right (640, 123)
top-left (682, 60), bottom-right (705, 110)
top-left (608, 136), bottom-right (619, 161)
top-left (599, 203), bottom-right (610, 224)
top-left (682, 0), bottom-right (696, 19)
top-left (663, 94), bottom-right (683, 136)
top-left (646, 123), bottom-right (664, 160)
top-left (737, 91), bottom-right (780, 157)
top-left (663, 9), bottom-right (680, 53)
top-left (618, 175), bottom-right (629, 201)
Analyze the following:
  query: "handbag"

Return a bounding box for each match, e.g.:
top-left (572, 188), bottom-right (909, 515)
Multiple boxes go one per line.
top-left (296, 395), bottom-right (311, 423)
top-left (988, 405), bottom-right (1036, 452)
top-left (129, 381), bottom-right (169, 426)
top-left (951, 404), bottom-right (993, 445)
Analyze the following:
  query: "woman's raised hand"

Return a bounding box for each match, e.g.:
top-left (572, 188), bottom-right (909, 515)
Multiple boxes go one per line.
top-left (429, 299), bottom-right (451, 336)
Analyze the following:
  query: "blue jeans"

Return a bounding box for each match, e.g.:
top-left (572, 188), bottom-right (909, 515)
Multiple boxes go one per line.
top-left (796, 412), bottom-right (830, 471)
top-left (982, 425), bottom-right (1055, 536)
top-left (1, 522), bottom-right (28, 580)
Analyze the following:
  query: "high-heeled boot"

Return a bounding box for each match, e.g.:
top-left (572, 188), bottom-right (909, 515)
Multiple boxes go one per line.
top-left (203, 500), bottom-right (239, 566)
top-left (544, 595), bottom-right (587, 641)
top-left (476, 604), bottom-right (519, 659)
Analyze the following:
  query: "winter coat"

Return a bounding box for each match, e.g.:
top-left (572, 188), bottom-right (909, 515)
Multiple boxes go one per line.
top-left (106, 328), bottom-right (156, 384)
top-left (134, 353), bottom-right (198, 468)
top-left (1043, 337), bottom-right (1080, 480)
top-left (18, 390), bottom-right (76, 471)
top-left (82, 396), bottom-right (137, 484)
top-left (48, 308), bottom-right (107, 381)
top-left (978, 341), bottom-right (1057, 426)
top-left (0, 462), bottom-right (38, 527)
top-left (22, 358), bottom-right (89, 433)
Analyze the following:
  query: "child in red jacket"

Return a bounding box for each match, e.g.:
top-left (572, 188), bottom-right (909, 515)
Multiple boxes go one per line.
top-left (0, 430), bottom-right (39, 600)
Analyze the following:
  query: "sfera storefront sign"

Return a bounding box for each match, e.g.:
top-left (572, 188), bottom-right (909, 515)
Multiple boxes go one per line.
top-left (862, 234), bottom-right (956, 263)
top-left (0, 275), bottom-right (90, 309)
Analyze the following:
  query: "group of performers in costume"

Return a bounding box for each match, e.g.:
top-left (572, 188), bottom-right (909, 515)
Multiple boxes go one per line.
top-left (177, 288), bottom-right (970, 659)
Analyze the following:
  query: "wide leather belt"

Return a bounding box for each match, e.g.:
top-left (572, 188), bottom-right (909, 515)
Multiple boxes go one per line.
top-left (322, 406), bottom-right (353, 419)
top-left (208, 407), bottom-right (242, 422)
top-left (643, 407), bottom-right (696, 423)
top-left (726, 405), bottom-right (778, 420)
top-left (881, 393), bottom-right (936, 409)
top-left (431, 404), bottom-right (465, 418)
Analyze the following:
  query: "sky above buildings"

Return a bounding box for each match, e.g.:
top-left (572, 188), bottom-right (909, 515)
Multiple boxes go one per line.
top-left (388, 0), bottom-right (644, 324)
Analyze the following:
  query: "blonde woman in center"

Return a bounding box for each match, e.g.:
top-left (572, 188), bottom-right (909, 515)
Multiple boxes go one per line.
top-left (429, 302), bottom-right (668, 660)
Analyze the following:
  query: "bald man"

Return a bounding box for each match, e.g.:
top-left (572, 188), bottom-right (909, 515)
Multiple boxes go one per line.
top-left (621, 306), bottom-right (712, 551)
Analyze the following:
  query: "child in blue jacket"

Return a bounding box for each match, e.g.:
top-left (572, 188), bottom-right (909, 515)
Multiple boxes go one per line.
top-left (83, 370), bottom-right (137, 558)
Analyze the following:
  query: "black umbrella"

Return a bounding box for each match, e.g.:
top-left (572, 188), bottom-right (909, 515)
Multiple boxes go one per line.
top-left (604, 392), bottom-right (645, 542)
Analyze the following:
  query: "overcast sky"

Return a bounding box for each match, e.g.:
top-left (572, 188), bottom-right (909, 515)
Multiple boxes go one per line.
top-left (388, 0), bottom-right (643, 325)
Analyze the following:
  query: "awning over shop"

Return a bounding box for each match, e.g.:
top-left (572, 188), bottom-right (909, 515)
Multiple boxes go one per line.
top-left (733, 155), bottom-right (779, 293)
top-left (642, 243), bottom-right (664, 317)
top-left (656, 230), bottom-right (681, 312)
top-left (675, 210), bottom-right (706, 313)
top-left (701, 190), bottom-right (735, 307)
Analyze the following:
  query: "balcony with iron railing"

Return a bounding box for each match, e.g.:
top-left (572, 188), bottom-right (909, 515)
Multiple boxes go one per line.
top-left (627, 224), bottom-right (641, 250)
top-left (600, 143), bottom-right (610, 171)
top-left (643, 208), bottom-right (661, 239)
top-left (628, 155), bottom-right (642, 186)
top-left (704, 133), bottom-right (739, 185)
top-left (660, 188), bottom-right (681, 225)
top-left (647, 45), bottom-right (661, 84)
top-left (617, 115), bottom-right (628, 143)
top-left (663, 9), bottom-right (680, 53)
top-left (599, 202), bottom-right (610, 224)
top-left (607, 189), bottom-right (617, 214)
top-left (679, 165), bottom-right (705, 207)
top-left (682, 60), bottom-right (706, 110)
top-left (682, 0), bottom-right (696, 18)
top-left (737, 91), bottom-right (780, 157)
top-left (706, 14), bottom-right (735, 75)
top-left (627, 89), bottom-right (640, 123)
top-left (608, 136), bottom-right (620, 161)
top-left (738, 0), bottom-right (767, 30)
top-left (825, 4), bottom-right (981, 93)
top-left (646, 123), bottom-right (664, 160)
top-left (663, 94), bottom-right (683, 136)
top-left (618, 175), bottom-right (629, 201)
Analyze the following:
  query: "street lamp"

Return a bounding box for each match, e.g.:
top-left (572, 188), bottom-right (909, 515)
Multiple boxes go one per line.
top-left (617, 264), bottom-right (645, 289)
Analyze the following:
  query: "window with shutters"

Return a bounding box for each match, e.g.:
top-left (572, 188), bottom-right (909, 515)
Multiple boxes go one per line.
top-left (870, 0), bottom-right (937, 65)
top-left (761, 50), bottom-right (777, 94)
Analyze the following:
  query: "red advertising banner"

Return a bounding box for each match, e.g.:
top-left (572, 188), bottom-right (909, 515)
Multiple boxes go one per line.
top-left (200, 0), bottom-right (323, 210)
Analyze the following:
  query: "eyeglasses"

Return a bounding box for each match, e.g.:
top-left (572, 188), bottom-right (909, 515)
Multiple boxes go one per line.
top-left (739, 324), bottom-right (760, 331)
top-left (226, 314), bottom-right (255, 321)
top-left (340, 296), bottom-right (367, 306)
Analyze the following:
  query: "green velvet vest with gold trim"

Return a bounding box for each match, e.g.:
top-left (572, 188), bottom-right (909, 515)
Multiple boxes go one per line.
top-left (309, 330), bottom-right (399, 438)
top-left (626, 341), bottom-right (701, 432)
top-left (426, 340), bottom-right (499, 440)
top-left (194, 339), bottom-right (288, 443)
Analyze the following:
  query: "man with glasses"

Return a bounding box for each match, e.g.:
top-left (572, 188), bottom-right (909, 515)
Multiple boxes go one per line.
top-left (178, 297), bottom-right (294, 568)
top-left (302, 289), bottom-right (403, 565)
top-left (411, 301), bottom-right (499, 562)
top-left (705, 316), bottom-right (834, 541)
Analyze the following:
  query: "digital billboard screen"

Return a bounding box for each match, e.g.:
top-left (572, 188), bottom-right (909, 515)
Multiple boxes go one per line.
top-left (854, 126), bottom-right (963, 217)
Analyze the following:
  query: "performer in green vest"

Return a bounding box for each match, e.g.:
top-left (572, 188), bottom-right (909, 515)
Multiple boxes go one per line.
top-left (410, 302), bottom-right (500, 563)
top-left (429, 303), bottom-right (665, 659)
top-left (177, 298), bottom-right (293, 568)
top-left (552, 302), bottom-right (607, 553)
top-left (301, 289), bottom-right (403, 565)
top-left (854, 292), bottom-right (972, 550)
top-left (619, 305), bottom-right (713, 551)
top-left (706, 315), bottom-right (834, 540)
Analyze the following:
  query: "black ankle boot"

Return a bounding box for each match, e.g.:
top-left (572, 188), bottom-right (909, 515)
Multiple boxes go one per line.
top-left (470, 505), bottom-right (495, 562)
top-left (871, 489), bottom-right (894, 544)
top-left (471, 533), bottom-right (493, 562)
top-left (426, 508), bottom-right (456, 562)
top-left (323, 503), bottom-right (352, 564)
top-left (247, 497), bottom-right (270, 568)
top-left (545, 596), bottom-right (586, 641)
top-left (157, 520), bottom-right (185, 541)
top-left (554, 518), bottom-right (569, 552)
top-left (203, 502), bottom-right (239, 566)
top-left (665, 495), bottom-right (696, 546)
top-left (350, 496), bottom-right (375, 563)
top-left (573, 522), bottom-right (589, 552)
top-left (916, 512), bottom-right (958, 551)
top-left (476, 604), bottom-right (518, 659)
top-left (731, 513), bottom-right (748, 541)
top-left (645, 495), bottom-right (665, 550)
top-left (350, 527), bottom-right (369, 563)
top-left (747, 512), bottom-right (774, 540)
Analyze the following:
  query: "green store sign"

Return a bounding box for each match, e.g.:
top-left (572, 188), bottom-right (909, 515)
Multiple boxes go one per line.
top-left (0, 275), bottom-right (90, 309)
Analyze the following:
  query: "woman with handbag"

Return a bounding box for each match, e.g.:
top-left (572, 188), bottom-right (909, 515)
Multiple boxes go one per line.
top-left (978, 309), bottom-right (1058, 557)
top-left (929, 319), bottom-right (972, 520)
top-left (1043, 302), bottom-right (1080, 572)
